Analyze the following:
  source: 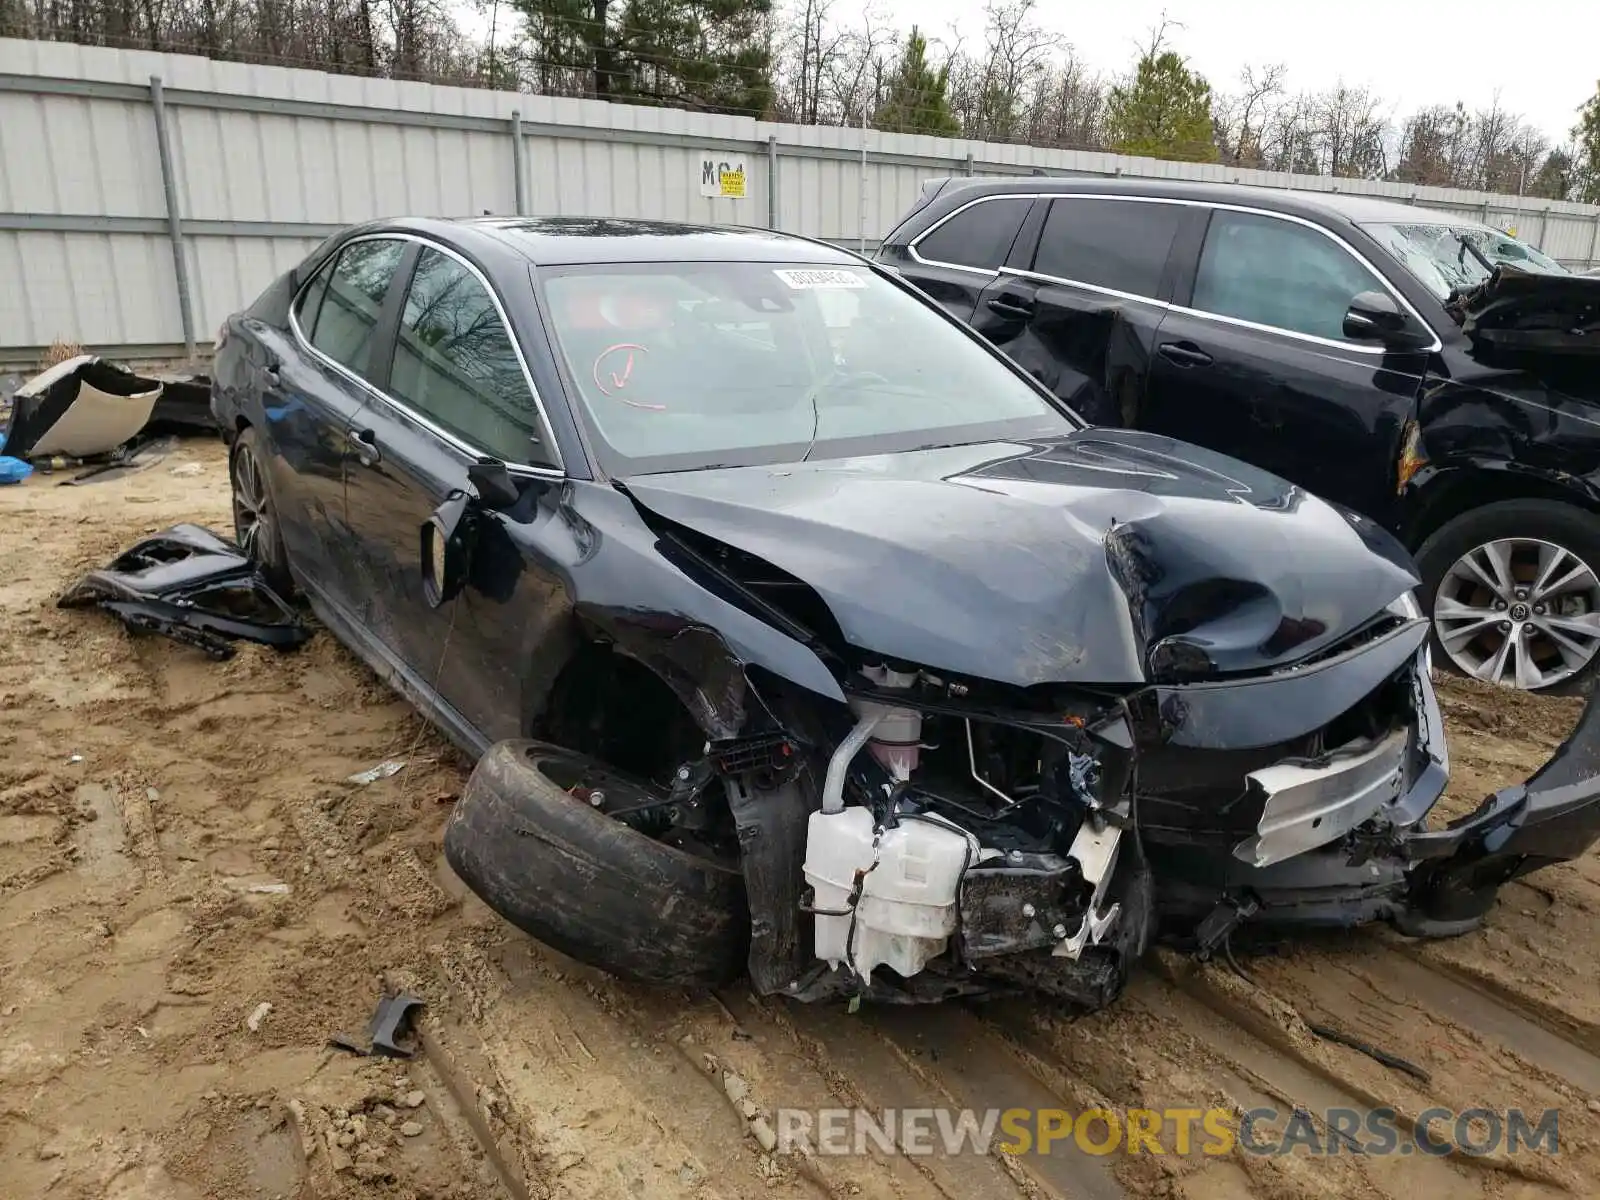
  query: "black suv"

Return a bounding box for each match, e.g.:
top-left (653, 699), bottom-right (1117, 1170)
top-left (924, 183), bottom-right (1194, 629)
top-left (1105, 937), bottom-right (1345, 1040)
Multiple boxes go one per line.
top-left (879, 178), bottom-right (1600, 693)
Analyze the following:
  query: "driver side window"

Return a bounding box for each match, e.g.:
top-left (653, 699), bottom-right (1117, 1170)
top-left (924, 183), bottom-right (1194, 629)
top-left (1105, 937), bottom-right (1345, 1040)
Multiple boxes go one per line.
top-left (387, 247), bottom-right (557, 468)
top-left (1193, 211), bottom-right (1388, 343)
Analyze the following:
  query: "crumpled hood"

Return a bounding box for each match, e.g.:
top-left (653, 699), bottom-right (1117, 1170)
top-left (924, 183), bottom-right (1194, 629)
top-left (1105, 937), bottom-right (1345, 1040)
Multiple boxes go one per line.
top-left (622, 429), bottom-right (1419, 687)
top-left (1450, 265), bottom-right (1600, 361)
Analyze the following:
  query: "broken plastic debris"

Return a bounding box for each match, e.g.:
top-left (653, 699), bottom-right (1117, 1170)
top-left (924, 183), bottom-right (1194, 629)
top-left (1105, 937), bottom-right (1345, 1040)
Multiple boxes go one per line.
top-left (238, 881), bottom-right (291, 895)
top-left (328, 990), bottom-right (426, 1059)
top-left (67, 754), bottom-right (83, 764)
top-left (246, 1001), bottom-right (273, 1032)
top-left (169, 461), bottom-right (203, 477)
top-left (347, 761), bottom-right (406, 785)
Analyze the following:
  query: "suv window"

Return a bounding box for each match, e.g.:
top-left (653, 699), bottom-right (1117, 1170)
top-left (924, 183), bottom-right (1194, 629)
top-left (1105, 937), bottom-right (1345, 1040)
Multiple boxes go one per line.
top-left (388, 246), bottom-right (556, 468)
top-left (1033, 198), bottom-right (1182, 298)
top-left (1193, 211), bottom-right (1388, 343)
top-left (306, 238), bottom-right (406, 375)
top-left (914, 197), bottom-right (1032, 271)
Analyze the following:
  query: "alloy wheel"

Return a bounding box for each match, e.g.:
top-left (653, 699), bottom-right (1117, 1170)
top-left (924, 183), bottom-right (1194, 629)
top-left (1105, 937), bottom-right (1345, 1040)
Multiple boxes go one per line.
top-left (1432, 537), bottom-right (1600, 689)
top-left (231, 443), bottom-right (274, 568)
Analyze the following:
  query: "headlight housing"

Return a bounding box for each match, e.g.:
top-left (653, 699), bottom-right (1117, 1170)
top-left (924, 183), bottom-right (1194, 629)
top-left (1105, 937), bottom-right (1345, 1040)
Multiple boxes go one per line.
top-left (1387, 590), bottom-right (1423, 621)
top-left (1387, 589), bottom-right (1432, 673)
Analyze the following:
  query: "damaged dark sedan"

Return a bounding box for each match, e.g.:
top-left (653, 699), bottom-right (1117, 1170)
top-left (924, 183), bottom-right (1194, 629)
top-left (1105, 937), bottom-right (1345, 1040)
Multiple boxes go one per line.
top-left (211, 216), bottom-right (1600, 1010)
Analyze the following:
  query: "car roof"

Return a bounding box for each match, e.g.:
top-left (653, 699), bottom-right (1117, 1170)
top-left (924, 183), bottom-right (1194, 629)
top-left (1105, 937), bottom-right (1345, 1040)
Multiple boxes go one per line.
top-left (929, 176), bottom-right (1483, 230)
top-left (379, 216), bottom-right (863, 266)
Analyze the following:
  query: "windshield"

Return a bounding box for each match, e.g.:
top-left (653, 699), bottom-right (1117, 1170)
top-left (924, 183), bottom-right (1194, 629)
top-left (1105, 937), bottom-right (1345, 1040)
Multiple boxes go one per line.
top-left (1363, 221), bottom-right (1568, 299)
top-left (540, 261), bottom-right (1074, 474)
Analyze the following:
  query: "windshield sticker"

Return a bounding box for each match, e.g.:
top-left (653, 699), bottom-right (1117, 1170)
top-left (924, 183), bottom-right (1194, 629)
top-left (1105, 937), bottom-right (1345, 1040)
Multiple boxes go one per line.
top-left (773, 268), bottom-right (867, 290)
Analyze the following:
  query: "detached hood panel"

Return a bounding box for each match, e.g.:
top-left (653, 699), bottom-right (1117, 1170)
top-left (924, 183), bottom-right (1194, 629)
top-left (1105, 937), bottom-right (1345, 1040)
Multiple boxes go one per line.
top-left (623, 430), bottom-right (1418, 687)
top-left (1452, 266), bottom-right (1600, 361)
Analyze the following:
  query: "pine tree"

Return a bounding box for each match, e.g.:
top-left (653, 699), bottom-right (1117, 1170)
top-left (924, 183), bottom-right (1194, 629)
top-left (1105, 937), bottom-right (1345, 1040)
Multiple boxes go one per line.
top-left (873, 28), bottom-right (959, 136)
top-left (1105, 50), bottom-right (1218, 163)
top-left (515, 0), bottom-right (774, 116)
top-left (1575, 82), bottom-right (1600, 204)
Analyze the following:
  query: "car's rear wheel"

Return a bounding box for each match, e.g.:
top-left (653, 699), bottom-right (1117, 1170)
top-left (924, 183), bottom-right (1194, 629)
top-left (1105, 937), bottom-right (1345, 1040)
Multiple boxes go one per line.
top-left (229, 425), bottom-right (293, 597)
top-left (443, 740), bottom-right (750, 987)
top-left (1417, 499), bottom-right (1600, 693)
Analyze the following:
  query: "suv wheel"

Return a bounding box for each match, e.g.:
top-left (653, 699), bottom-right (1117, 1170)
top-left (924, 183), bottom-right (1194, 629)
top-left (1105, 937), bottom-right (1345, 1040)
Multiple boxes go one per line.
top-left (1416, 499), bottom-right (1600, 693)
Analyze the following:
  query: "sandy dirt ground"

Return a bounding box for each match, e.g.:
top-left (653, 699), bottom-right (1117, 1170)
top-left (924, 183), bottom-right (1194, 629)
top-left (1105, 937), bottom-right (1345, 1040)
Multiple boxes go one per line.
top-left (4, 438), bottom-right (1600, 1200)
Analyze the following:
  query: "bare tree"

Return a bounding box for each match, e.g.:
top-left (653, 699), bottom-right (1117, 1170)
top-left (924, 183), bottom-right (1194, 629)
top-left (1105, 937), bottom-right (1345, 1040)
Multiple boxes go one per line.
top-left (947, 0), bottom-right (1059, 142)
top-left (1213, 63), bottom-right (1285, 166)
top-left (1020, 49), bottom-right (1106, 150)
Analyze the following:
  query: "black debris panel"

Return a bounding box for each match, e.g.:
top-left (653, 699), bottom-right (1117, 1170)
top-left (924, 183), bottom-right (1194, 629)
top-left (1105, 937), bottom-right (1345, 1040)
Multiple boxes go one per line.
top-left (58, 524), bottom-right (310, 660)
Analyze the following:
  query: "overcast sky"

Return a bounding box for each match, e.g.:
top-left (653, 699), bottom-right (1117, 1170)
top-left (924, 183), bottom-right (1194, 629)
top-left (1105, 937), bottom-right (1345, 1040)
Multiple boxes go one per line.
top-left (900, 0), bottom-right (1597, 144)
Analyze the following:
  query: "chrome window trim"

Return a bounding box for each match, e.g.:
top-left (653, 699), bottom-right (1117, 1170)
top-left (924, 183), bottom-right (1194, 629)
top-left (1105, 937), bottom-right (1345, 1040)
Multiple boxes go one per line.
top-left (911, 190), bottom-right (1442, 354)
top-left (905, 192), bottom-right (1033, 277)
top-left (286, 229), bottom-right (567, 478)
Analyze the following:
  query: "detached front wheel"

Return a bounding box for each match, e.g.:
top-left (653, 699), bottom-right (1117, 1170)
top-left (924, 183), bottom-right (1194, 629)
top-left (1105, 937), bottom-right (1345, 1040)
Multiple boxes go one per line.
top-left (1417, 499), bottom-right (1600, 693)
top-left (443, 741), bottom-right (750, 987)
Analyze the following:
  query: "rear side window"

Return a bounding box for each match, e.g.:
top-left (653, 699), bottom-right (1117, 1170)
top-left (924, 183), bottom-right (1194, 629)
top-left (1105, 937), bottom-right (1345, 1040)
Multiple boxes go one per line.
top-left (388, 246), bottom-right (556, 468)
top-left (1193, 211), bottom-right (1387, 343)
top-left (293, 259), bottom-right (333, 334)
top-left (306, 238), bottom-right (406, 376)
top-left (913, 197), bottom-right (1032, 272)
top-left (1033, 198), bottom-right (1183, 299)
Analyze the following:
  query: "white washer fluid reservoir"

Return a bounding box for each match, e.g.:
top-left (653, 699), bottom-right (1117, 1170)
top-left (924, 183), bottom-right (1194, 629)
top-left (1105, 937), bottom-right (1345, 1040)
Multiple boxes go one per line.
top-left (803, 806), bottom-right (978, 983)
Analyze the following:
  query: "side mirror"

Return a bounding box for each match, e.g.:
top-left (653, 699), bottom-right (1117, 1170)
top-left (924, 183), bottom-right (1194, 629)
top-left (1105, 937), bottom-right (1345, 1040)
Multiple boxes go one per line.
top-left (1344, 291), bottom-right (1429, 350)
top-left (468, 458), bottom-right (521, 509)
top-left (420, 491), bottom-right (474, 608)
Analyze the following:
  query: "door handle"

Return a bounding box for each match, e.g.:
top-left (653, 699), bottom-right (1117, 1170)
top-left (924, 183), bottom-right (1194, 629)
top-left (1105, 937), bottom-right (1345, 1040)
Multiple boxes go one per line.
top-left (986, 296), bottom-right (1036, 320)
top-left (348, 427), bottom-right (381, 466)
top-left (1157, 342), bottom-right (1214, 368)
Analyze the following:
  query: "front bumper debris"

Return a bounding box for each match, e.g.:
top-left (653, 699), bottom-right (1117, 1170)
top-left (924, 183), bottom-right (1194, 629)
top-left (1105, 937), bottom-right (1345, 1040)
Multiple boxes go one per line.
top-left (1400, 681), bottom-right (1600, 933)
top-left (1236, 728), bottom-right (1410, 868)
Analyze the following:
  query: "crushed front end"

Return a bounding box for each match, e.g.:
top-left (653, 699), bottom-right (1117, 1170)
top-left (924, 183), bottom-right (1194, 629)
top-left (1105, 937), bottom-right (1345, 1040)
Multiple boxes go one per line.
top-left (744, 605), bottom-right (1600, 1010)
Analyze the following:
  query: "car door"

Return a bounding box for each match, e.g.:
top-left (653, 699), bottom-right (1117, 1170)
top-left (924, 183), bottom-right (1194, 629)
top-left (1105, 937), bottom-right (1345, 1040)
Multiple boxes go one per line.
top-left (1141, 207), bottom-right (1433, 527)
top-left (265, 235), bottom-right (410, 606)
top-left (969, 195), bottom-right (1186, 426)
top-left (341, 240), bottom-right (566, 745)
top-left (892, 194), bottom-right (1036, 321)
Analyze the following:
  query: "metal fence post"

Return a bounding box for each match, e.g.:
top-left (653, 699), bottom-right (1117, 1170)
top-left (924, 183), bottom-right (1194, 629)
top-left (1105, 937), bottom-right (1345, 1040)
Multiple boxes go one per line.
top-left (148, 75), bottom-right (196, 360)
top-left (858, 110), bottom-right (869, 253)
top-left (964, 151), bottom-right (974, 177)
top-left (510, 111), bottom-right (527, 216)
top-left (1590, 212), bottom-right (1600, 271)
top-left (766, 135), bottom-right (778, 229)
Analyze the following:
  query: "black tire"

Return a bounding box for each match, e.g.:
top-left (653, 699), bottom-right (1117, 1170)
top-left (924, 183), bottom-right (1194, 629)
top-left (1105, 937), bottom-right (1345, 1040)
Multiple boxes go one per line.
top-left (1416, 498), bottom-right (1600, 694)
top-left (443, 740), bottom-right (750, 987)
top-left (229, 426), bottom-right (294, 598)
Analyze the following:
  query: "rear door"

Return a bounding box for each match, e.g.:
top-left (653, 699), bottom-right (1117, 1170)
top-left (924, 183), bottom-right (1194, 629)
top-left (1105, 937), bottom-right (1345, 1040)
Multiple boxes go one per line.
top-left (970, 195), bottom-right (1187, 426)
top-left (890, 194), bottom-right (1035, 321)
top-left (1142, 207), bottom-right (1433, 525)
top-left (342, 241), bottom-right (566, 744)
top-left (268, 236), bottom-right (409, 604)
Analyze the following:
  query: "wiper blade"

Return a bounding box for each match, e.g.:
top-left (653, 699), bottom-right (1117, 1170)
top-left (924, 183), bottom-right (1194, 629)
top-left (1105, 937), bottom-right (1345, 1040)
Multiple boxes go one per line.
top-left (1457, 233), bottom-right (1494, 273)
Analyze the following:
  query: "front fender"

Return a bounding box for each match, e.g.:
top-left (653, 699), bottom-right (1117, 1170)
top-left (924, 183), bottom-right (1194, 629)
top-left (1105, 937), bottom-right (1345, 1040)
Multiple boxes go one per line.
top-left (543, 482), bottom-right (845, 740)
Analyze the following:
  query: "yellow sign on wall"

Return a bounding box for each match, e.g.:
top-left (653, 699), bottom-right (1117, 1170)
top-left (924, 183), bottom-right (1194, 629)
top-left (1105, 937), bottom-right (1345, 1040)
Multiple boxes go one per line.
top-left (699, 155), bottom-right (748, 199)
